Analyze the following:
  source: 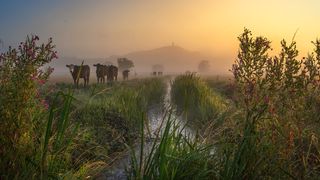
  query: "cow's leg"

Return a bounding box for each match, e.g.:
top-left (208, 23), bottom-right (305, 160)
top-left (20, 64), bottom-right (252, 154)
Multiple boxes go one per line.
top-left (76, 79), bottom-right (79, 88)
top-left (86, 78), bottom-right (89, 86)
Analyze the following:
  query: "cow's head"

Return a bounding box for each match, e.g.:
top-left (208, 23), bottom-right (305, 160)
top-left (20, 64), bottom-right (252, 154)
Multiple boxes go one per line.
top-left (93, 63), bottom-right (101, 67)
top-left (66, 64), bottom-right (75, 73)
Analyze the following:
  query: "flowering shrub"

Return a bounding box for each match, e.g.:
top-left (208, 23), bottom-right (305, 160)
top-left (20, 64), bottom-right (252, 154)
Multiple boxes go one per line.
top-left (0, 35), bottom-right (58, 177)
top-left (230, 29), bottom-right (320, 178)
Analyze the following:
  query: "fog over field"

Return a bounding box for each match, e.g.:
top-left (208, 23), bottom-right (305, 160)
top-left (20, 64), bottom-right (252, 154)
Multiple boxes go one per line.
top-left (50, 44), bottom-right (231, 81)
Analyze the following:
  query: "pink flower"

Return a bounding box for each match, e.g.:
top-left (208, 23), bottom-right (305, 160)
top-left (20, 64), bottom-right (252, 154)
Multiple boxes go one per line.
top-left (27, 48), bottom-right (33, 56)
top-left (51, 51), bottom-right (58, 59)
top-left (38, 79), bottom-right (46, 85)
top-left (31, 73), bottom-right (38, 81)
top-left (41, 99), bottom-right (49, 109)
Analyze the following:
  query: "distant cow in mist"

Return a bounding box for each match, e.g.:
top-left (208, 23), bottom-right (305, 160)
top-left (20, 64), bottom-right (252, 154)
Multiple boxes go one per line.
top-left (93, 63), bottom-right (108, 83)
top-left (152, 71), bottom-right (163, 76)
top-left (66, 64), bottom-right (90, 87)
top-left (107, 65), bottom-right (118, 82)
top-left (122, 70), bottom-right (130, 80)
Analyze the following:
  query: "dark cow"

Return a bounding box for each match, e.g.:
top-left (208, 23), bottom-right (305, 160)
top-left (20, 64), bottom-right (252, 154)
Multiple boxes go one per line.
top-left (110, 65), bottom-right (118, 81)
top-left (157, 72), bottom-right (163, 76)
top-left (93, 63), bottom-right (108, 83)
top-left (152, 72), bottom-right (157, 76)
top-left (106, 65), bottom-right (118, 82)
top-left (66, 64), bottom-right (90, 87)
top-left (122, 69), bottom-right (130, 80)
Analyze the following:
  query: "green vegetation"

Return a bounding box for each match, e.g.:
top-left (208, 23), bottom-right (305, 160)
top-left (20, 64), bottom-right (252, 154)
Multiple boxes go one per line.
top-left (3, 29), bottom-right (320, 179)
top-left (226, 28), bottom-right (320, 178)
top-left (0, 35), bottom-right (167, 179)
top-left (129, 116), bottom-right (217, 180)
top-left (130, 28), bottom-right (320, 179)
top-left (171, 73), bottom-right (228, 129)
top-left (205, 76), bottom-right (235, 99)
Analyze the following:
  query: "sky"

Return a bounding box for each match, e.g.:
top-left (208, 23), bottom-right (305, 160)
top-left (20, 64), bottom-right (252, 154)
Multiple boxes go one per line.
top-left (1, 0), bottom-right (320, 62)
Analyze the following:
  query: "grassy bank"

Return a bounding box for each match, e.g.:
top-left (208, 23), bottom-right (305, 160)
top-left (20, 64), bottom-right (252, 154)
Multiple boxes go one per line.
top-left (1, 75), bottom-right (166, 179)
top-left (170, 73), bottom-right (229, 129)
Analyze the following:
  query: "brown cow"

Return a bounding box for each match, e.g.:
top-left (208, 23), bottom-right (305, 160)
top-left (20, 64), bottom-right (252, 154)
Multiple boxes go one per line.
top-left (122, 69), bottom-right (130, 80)
top-left (66, 64), bottom-right (90, 87)
top-left (107, 65), bottom-right (118, 82)
top-left (111, 65), bottom-right (118, 81)
top-left (93, 63), bottom-right (108, 83)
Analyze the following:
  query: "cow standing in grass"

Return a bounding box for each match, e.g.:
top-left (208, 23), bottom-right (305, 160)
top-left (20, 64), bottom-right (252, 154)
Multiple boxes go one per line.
top-left (107, 65), bottom-right (118, 82)
top-left (93, 63), bottom-right (108, 83)
top-left (66, 64), bottom-right (90, 87)
top-left (122, 69), bottom-right (130, 80)
top-left (110, 65), bottom-right (118, 81)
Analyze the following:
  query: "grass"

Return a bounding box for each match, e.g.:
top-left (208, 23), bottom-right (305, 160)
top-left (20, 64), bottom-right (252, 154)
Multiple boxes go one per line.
top-left (128, 110), bottom-right (218, 180)
top-left (0, 77), bottom-right (167, 179)
top-left (127, 73), bottom-right (320, 179)
top-left (171, 73), bottom-right (229, 130)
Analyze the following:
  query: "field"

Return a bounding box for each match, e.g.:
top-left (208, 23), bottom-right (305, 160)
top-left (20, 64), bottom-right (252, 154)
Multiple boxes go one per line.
top-left (1, 30), bottom-right (320, 179)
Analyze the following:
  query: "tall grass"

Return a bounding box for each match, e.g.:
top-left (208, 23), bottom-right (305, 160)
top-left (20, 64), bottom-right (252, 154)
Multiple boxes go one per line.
top-left (64, 77), bottom-right (167, 177)
top-left (171, 73), bottom-right (228, 129)
top-left (128, 111), bottom-right (218, 180)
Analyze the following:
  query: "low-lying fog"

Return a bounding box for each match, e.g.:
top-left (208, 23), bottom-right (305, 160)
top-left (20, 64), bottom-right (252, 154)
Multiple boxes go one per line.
top-left (49, 44), bottom-right (232, 82)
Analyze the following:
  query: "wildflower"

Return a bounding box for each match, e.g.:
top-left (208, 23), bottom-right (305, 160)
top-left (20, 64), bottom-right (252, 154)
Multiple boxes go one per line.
top-left (38, 79), bottom-right (46, 85)
top-left (41, 99), bottom-right (49, 109)
top-left (27, 49), bottom-right (33, 56)
top-left (51, 51), bottom-right (58, 59)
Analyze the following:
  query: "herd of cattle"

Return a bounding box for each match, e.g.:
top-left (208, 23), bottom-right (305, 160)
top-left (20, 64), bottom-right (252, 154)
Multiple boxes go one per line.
top-left (66, 63), bottom-right (130, 87)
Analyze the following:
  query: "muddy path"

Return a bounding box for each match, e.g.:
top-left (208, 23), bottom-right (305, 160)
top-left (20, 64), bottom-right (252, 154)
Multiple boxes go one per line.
top-left (99, 79), bottom-right (194, 180)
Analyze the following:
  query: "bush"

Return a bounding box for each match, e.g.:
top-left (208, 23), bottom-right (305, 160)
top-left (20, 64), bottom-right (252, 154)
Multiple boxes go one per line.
top-left (227, 28), bottom-right (320, 178)
top-left (0, 35), bottom-right (58, 178)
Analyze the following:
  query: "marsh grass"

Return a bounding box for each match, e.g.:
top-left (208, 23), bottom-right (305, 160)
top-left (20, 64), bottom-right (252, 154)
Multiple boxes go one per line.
top-left (171, 73), bottom-right (228, 129)
top-left (1, 75), bottom-right (166, 179)
top-left (128, 110), bottom-right (218, 180)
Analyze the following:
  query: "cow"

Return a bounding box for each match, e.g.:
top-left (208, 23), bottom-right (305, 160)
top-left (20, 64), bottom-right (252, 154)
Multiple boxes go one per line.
top-left (157, 72), bottom-right (163, 76)
top-left (110, 65), bottom-right (118, 81)
top-left (106, 65), bottom-right (118, 82)
top-left (93, 63), bottom-right (108, 83)
top-left (66, 64), bottom-right (90, 87)
top-left (122, 69), bottom-right (130, 80)
top-left (152, 72), bottom-right (157, 76)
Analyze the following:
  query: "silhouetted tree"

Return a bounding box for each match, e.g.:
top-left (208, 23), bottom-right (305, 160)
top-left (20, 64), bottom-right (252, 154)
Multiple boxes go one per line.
top-left (198, 60), bottom-right (210, 73)
top-left (117, 57), bottom-right (134, 71)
